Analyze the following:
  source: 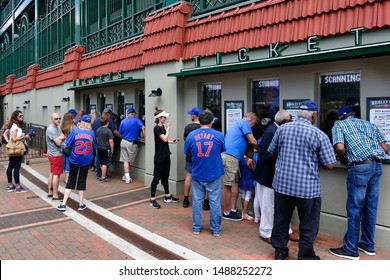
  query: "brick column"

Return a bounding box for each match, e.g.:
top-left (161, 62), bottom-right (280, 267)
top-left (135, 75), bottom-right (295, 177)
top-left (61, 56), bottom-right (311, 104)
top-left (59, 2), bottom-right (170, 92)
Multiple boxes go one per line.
top-left (63, 45), bottom-right (86, 82)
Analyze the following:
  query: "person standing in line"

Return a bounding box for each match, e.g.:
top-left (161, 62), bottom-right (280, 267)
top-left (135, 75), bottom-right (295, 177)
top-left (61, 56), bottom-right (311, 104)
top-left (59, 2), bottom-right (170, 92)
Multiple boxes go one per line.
top-left (118, 108), bottom-right (145, 184)
top-left (149, 107), bottom-right (179, 209)
top-left (92, 108), bottom-right (118, 179)
top-left (60, 112), bottom-right (76, 185)
top-left (96, 116), bottom-right (114, 183)
top-left (329, 106), bottom-right (389, 260)
top-left (222, 112), bottom-right (258, 221)
top-left (182, 107), bottom-right (201, 208)
top-left (184, 110), bottom-right (225, 236)
top-left (268, 101), bottom-right (336, 260)
top-left (253, 109), bottom-right (299, 244)
top-left (239, 145), bottom-right (256, 221)
top-left (56, 115), bottom-right (96, 212)
top-left (67, 108), bottom-right (78, 125)
top-left (46, 113), bottom-right (66, 200)
top-left (5, 110), bottom-right (30, 193)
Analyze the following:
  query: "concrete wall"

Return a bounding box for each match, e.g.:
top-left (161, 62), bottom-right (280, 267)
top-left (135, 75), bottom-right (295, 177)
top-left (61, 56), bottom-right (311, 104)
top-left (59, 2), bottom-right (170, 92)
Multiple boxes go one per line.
top-left (180, 55), bottom-right (390, 249)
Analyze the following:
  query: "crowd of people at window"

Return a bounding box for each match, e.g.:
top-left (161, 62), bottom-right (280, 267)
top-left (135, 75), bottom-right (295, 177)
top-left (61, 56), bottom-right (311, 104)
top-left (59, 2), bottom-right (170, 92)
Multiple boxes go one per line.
top-left (2, 98), bottom-right (389, 260)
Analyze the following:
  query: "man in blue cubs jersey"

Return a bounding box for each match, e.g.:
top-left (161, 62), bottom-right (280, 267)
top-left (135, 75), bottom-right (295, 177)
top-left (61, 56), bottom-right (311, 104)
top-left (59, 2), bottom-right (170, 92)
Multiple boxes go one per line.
top-left (184, 110), bottom-right (225, 236)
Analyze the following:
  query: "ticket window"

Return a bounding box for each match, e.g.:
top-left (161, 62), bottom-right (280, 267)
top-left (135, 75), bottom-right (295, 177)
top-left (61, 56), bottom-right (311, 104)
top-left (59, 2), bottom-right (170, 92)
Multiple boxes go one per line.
top-left (202, 83), bottom-right (222, 132)
top-left (251, 79), bottom-right (280, 139)
top-left (319, 72), bottom-right (361, 141)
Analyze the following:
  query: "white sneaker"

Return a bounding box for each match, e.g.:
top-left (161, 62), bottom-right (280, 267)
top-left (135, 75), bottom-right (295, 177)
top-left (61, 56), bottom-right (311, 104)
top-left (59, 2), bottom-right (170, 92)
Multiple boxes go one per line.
top-left (122, 175), bottom-right (126, 181)
top-left (125, 178), bottom-right (132, 184)
top-left (242, 213), bottom-right (254, 221)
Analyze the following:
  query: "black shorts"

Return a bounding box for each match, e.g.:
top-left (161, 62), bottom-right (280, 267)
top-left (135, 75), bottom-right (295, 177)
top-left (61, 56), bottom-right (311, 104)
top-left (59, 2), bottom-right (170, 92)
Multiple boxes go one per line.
top-left (98, 149), bottom-right (112, 166)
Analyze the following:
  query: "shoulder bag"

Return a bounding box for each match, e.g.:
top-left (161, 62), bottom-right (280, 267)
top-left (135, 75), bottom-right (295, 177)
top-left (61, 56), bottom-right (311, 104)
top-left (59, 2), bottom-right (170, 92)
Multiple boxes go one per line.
top-left (6, 140), bottom-right (26, 157)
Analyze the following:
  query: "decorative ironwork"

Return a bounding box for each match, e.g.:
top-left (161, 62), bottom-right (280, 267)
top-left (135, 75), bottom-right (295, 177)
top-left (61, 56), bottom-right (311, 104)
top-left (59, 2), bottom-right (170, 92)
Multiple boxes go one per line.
top-left (108, 23), bottom-right (122, 44)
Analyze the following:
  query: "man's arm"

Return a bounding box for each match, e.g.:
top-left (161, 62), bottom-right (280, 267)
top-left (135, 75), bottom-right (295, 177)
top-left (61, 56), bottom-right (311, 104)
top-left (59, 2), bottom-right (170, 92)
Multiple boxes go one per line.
top-left (53, 134), bottom-right (65, 147)
top-left (245, 133), bottom-right (259, 150)
top-left (334, 143), bottom-right (348, 165)
top-left (322, 163), bottom-right (334, 170)
top-left (380, 142), bottom-right (389, 155)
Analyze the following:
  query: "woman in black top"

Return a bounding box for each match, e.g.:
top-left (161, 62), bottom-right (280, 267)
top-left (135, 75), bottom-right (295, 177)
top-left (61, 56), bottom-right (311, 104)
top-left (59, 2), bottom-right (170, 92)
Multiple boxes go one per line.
top-left (150, 107), bottom-right (179, 209)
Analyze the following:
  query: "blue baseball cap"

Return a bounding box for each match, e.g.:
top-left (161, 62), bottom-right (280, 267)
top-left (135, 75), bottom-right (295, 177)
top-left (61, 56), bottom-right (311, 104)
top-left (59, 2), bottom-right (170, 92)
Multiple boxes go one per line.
top-left (80, 114), bottom-right (91, 123)
top-left (68, 109), bottom-right (77, 117)
top-left (338, 105), bottom-right (354, 117)
top-left (127, 108), bottom-right (136, 114)
top-left (187, 107), bottom-right (201, 116)
top-left (299, 100), bottom-right (318, 112)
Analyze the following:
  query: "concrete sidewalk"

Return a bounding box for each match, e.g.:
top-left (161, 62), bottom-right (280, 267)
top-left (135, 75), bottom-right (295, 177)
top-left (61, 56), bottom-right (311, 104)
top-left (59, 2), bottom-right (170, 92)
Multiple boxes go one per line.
top-left (1, 158), bottom-right (390, 260)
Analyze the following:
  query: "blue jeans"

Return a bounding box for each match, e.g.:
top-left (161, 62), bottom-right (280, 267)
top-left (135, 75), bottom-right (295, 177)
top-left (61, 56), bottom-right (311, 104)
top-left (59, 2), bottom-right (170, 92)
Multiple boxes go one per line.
top-left (62, 155), bottom-right (70, 172)
top-left (192, 178), bottom-right (222, 234)
top-left (344, 162), bottom-right (382, 255)
top-left (95, 148), bottom-right (102, 177)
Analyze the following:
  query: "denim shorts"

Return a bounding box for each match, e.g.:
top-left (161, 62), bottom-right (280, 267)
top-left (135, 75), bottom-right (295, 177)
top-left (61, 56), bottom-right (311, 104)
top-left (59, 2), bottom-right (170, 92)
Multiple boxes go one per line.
top-left (185, 161), bottom-right (192, 173)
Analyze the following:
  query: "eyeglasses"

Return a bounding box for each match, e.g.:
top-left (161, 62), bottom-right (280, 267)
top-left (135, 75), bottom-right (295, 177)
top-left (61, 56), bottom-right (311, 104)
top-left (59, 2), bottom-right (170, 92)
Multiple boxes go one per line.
top-left (18, 115), bottom-right (23, 118)
top-left (53, 117), bottom-right (61, 121)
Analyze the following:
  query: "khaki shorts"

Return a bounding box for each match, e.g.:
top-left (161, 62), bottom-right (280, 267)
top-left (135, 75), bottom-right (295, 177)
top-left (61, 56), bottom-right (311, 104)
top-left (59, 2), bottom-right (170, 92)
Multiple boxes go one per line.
top-left (119, 140), bottom-right (138, 165)
top-left (222, 153), bottom-right (240, 186)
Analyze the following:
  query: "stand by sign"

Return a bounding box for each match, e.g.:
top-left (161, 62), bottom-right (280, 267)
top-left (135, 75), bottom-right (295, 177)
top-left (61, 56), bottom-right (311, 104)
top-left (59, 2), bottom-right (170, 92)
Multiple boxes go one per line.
top-left (367, 97), bottom-right (390, 163)
top-left (225, 101), bottom-right (244, 132)
top-left (283, 99), bottom-right (308, 121)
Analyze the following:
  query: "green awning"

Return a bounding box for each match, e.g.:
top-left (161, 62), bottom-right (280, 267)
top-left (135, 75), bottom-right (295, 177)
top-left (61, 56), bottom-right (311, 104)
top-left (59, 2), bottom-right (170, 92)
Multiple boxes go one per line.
top-left (168, 42), bottom-right (390, 78)
top-left (68, 77), bottom-right (144, 91)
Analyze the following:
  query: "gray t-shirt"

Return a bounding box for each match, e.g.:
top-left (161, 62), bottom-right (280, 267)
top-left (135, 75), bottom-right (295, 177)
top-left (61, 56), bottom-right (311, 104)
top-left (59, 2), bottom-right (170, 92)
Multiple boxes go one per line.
top-left (96, 126), bottom-right (114, 150)
top-left (46, 124), bottom-right (62, 157)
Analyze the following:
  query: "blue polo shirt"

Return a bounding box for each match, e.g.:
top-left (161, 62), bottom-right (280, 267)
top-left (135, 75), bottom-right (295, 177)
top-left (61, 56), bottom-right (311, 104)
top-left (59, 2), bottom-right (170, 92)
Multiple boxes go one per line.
top-left (118, 116), bottom-right (144, 141)
top-left (184, 127), bottom-right (225, 181)
top-left (224, 119), bottom-right (253, 159)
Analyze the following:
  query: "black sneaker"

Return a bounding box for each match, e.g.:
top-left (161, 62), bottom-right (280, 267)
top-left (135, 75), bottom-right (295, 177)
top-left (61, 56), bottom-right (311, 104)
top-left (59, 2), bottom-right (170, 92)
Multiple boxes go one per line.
top-left (203, 199), bottom-right (210, 210)
top-left (275, 250), bottom-right (289, 260)
top-left (222, 211), bottom-right (243, 221)
top-left (164, 195), bottom-right (179, 203)
top-left (99, 177), bottom-right (110, 183)
top-left (328, 247), bottom-right (359, 260)
top-left (149, 199), bottom-right (161, 209)
top-left (358, 246), bottom-right (376, 256)
top-left (183, 197), bottom-right (190, 208)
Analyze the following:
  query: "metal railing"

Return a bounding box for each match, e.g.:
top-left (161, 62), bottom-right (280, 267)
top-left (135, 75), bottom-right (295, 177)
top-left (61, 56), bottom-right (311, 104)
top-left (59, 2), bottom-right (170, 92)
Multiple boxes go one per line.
top-left (0, 123), bottom-right (47, 163)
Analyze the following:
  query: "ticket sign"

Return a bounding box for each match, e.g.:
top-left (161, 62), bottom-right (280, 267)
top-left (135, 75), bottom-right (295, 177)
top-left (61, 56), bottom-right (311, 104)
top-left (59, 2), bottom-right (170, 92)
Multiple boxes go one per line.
top-left (367, 97), bottom-right (390, 163)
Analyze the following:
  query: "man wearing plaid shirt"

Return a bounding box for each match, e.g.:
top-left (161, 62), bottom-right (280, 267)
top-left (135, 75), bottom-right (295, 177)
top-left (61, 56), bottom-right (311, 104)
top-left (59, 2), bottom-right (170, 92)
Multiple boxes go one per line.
top-left (329, 106), bottom-right (389, 260)
top-left (268, 100), bottom-right (336, 260)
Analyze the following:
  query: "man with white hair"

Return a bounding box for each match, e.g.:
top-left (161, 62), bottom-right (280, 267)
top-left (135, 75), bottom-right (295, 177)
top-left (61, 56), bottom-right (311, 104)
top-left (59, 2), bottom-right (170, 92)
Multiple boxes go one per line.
top-left (268, 100), bottom-right (336, 260)
top-left (254, 109), bottom-right (299, 245)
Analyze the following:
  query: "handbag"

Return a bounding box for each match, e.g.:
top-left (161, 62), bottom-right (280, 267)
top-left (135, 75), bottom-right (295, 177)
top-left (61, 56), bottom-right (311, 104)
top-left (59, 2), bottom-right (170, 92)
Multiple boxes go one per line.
top-left (6, 140), bottom-right (26, 157)
top-left (62, 145), bottom-right (72, 157)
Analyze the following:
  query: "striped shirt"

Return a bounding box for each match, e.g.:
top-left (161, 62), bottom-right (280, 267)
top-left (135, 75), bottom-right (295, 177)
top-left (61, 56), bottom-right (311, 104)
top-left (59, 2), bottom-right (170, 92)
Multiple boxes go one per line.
top-left (332, 117), bottom-right (386, 165)
top-left (268, 118), bottom-right (336, 198)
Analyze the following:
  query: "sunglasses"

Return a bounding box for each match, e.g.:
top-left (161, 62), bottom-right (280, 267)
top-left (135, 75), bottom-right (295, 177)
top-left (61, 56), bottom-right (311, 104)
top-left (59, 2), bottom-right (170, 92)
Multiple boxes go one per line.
top-left (53, 117), bottom-right (61, 121)
top-left (18, 115), bottom-right (24, 117)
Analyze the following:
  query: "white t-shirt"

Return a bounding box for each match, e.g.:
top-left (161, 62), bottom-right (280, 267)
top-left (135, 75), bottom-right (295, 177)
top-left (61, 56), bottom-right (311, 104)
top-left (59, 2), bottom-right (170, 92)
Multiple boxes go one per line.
top-left (10, 123), bottom-right (23, 141)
